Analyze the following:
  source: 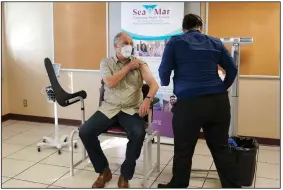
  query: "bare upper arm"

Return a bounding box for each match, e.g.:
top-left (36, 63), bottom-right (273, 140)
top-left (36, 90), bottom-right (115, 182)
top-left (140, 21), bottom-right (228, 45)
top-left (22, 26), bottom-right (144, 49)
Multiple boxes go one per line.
top-left (139, 62), bottom-right (157, 86)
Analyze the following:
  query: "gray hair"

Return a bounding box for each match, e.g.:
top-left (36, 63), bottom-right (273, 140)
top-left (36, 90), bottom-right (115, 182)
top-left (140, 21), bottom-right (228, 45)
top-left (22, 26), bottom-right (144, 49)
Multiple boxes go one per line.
top-left (114, 32), bottom-right (130, 45)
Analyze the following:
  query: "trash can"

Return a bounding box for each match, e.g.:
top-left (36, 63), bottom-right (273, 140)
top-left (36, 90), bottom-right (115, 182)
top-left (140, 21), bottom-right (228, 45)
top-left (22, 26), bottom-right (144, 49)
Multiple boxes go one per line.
top-left (228, 136), bottom-right (259, 187)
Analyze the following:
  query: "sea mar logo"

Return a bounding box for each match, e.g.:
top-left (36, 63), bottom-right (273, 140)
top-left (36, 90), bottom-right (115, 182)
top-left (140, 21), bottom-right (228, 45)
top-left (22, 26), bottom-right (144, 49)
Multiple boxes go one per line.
top-left (133, 4), bottom-right (170, 15)
top-left (143, 5), bottom-right (157, 14)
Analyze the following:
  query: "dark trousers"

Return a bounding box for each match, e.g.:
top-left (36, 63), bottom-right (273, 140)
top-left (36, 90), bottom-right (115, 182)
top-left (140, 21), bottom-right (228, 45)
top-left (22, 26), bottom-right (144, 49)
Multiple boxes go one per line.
top-left (79, 111), bottom-right (146, 180)
top-left (171, 92), bottom-right (241, 188)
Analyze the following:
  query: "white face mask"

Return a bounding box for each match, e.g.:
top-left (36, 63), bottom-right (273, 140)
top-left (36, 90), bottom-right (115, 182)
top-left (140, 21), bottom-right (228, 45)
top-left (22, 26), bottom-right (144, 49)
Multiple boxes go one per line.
top-left (119, 45), bottom-right (133, 58)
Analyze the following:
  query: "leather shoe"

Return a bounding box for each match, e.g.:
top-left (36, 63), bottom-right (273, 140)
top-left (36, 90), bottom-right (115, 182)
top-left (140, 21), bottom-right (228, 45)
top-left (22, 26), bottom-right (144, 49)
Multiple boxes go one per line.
top-left (157, 182), bottom-right (188, 188)
top-left (157, 183), bottom-right (171, 188)
top-left (118, 175), bottom-right (129, 188)
top-left (92, 168), bottom-right (112, 188)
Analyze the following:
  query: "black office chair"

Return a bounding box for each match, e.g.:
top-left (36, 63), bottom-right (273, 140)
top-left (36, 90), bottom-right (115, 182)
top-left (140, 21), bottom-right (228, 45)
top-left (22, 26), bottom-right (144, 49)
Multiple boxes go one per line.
top-left (37, 58), bottom-right (87, 155)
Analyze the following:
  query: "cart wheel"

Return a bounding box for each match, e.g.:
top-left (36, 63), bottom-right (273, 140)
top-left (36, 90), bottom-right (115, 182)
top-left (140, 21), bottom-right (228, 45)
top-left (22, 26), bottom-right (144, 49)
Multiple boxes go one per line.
top-left (37, 147), bottom-right (41, 152)
top-left (64, 138), bottom-right (68, 142)
top-left (74, 143), bottom-right (78, 149)
top-left (42, 139), bottom-right (46, 143)
top-left (58, 150), bottom-right (61, 155)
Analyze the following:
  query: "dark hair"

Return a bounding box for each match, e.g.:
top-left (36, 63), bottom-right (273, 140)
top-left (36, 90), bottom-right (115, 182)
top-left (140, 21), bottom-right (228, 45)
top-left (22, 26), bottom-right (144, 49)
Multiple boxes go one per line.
top-left (182, 13), bottom-right (203, 30)
top-left (141, 43), bottom-right (147, 52)
top-left (170, 95), bottom-right (176, 98)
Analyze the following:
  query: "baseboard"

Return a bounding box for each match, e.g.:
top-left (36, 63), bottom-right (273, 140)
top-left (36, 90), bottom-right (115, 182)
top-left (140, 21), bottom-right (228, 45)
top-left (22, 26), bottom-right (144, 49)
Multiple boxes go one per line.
top-left (2, 113), bottom-right (280, 146)
top-left (2, 113), bottom-right (11, 122)
top-left (2, 113), bottom-right (81, 126)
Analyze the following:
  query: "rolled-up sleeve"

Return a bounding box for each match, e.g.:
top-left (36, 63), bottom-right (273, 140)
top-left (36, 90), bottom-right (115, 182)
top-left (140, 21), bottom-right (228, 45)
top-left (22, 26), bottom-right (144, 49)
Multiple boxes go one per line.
top-left (218, 43), bottom-right (238, 89)
top-left (158, 41), bottom-right (175, 86)
top-left (100, 59), bottom-right (112, 78)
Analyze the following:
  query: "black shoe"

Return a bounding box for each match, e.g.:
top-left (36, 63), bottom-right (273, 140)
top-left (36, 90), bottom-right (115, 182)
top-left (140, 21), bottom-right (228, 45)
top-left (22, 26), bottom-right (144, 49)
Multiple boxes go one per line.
top-left (157, 183), bottom-right (171, 188)
top-left (157, 182), bottom-right (188, 188)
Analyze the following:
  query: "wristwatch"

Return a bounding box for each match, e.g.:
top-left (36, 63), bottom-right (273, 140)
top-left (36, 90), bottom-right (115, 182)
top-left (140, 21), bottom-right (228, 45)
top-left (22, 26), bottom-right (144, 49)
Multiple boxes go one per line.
top-left (145, 96), bottom-right (153, 101)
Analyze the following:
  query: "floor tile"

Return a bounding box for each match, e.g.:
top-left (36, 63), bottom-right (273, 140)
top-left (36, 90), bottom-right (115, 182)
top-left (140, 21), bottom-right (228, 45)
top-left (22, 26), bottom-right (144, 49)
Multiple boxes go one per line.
top-left (255, 177), bottom-right (280, 188)
top-left (138, 148), bottom-right (173, 165)
top-left (258, 149), bottom-right (280, 164)
top-left (169, 154), bottom-right (213, 171)
top-left (1, 120), bottom-right (281, 190)
top-left (16, 121), bottom-right (46, 126)
top-left (2, 143), bottom-right (26, 158)
top-left (194, 141), bottom-right (211, 156)
top-left (105, 174), bottom-right (155, 188)
top-left (3, 133), bottom-right (42, 146)
top-left (53, 169), bottom-right (98, 188)
top-left (48, 185), bottom-right (64, 188)
top-left (2, 120), bottom-right (18, 127)
top-left (14, 163), bottom-right (69, 185)
top-left (58, 126), bottom-right (79, 135)
top-left (203, 179), bottom-right (221, 188)
top-left (256, 162), bottom-right (280, 180)
top-left (58, 136), bottom-right (114, 153)
top-left (2, 179), bottom-right (48, 188)
top-left (152, 143), bottom-right (174, 152)
top-left (21, 125), bottom-right (56, 136)
top-left (77, 156), bottom-right (124, 173)
top-left (7, 146), bottom-right (57, 162)
top-left (2, 177), bottom-right (11, 183)
top-left (3, 121), bottom-right (35, 132)
top-left (156, 165), bottom-right (206, 187)
top-left (2, 125), bottom-right (31, 140)
top-left (2, 158), bottom-right (35, 178)
top-left (114, 161), bottom-right (167, 180)
top-left (104, 138), bottom-right (174, 165)
top-left (40, 150), bottom-right (82, 168)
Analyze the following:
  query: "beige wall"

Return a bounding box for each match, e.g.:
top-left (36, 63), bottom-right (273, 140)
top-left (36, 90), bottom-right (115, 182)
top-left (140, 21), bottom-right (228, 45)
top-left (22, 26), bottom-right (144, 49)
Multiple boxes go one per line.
top-left (2, 2), bottom-right (280, 139)
top-left (2, 4), bottom-right (10, 115)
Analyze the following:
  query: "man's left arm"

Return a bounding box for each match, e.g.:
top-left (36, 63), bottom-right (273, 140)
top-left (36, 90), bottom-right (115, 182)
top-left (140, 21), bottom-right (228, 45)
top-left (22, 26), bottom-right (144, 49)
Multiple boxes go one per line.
top-left (140, 63), bottom-right (159, 98)
top-left (138, 62), bottom-right (159, 117)
top-left (158, 40), bottom-right (175, 86)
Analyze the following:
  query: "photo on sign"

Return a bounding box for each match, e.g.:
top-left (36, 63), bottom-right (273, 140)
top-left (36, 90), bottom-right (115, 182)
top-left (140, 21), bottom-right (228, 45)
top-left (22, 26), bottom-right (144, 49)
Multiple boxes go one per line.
top-left (133, 39), bottom-right (170, 57)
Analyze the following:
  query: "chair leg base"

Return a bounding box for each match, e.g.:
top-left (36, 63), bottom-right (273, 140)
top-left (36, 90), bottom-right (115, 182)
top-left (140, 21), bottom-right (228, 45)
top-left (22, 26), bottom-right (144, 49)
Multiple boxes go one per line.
top-left (37, 135), bottom-right (78, 154)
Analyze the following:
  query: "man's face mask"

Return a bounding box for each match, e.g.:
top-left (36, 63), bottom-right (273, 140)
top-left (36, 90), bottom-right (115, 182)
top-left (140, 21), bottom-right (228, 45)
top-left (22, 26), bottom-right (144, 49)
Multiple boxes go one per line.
top-left (119, 45), bottom-right (133, 58)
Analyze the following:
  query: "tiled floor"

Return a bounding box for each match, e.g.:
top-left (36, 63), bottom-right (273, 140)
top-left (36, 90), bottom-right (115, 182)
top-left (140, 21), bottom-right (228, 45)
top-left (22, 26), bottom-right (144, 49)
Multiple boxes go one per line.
top-left (1, 120), bottom-right (281, 188)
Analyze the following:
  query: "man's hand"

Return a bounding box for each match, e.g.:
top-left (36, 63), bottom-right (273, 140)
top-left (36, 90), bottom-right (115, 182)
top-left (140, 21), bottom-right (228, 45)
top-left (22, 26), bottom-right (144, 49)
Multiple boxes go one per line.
top-left (125, 59), bottom-right (140, 71)
top-left (139, 98), bottom-right (151, 117)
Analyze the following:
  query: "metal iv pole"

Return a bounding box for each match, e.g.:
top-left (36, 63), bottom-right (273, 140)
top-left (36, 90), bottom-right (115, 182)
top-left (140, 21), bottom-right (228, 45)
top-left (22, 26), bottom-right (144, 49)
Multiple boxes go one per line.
top-left (220, 38), bottom-right (253, 137)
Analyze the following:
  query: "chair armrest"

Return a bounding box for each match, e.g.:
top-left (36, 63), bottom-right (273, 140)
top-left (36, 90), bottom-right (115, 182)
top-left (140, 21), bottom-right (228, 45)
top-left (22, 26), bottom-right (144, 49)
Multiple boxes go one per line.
top-left (150, 97), bottom-right (160, 108)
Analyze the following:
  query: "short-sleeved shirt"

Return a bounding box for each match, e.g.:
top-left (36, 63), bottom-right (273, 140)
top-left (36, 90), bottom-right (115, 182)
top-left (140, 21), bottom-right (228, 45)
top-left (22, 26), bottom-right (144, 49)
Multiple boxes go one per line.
top-left (99, 56), bottom-right (147, 119)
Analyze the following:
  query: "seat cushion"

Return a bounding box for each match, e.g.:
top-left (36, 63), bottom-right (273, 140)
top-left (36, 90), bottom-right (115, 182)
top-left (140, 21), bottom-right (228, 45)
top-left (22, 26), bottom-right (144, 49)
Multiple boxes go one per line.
top-left (103, 125), bottom-right (127, 136)
top-left (102, 122), bottom-right (148, 136)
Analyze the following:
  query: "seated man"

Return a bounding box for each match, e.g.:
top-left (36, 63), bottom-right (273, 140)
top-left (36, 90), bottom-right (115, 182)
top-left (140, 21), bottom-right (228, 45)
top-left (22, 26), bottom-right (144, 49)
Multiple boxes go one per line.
top-left (79, 32), bottom-right (159, 188)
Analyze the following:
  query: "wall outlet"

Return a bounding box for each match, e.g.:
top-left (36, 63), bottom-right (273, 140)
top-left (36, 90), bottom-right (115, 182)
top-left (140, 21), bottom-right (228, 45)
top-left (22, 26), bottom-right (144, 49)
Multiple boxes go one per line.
top-left (23, 99), bottom-right (28, 107)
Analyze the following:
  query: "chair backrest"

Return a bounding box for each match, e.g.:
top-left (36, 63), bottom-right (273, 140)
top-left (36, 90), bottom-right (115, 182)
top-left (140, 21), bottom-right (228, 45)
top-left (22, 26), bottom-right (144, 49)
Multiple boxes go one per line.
top-left (44, 58), bottom-right (68, 105)
top-left (99, 80), bottom-right (150, 106)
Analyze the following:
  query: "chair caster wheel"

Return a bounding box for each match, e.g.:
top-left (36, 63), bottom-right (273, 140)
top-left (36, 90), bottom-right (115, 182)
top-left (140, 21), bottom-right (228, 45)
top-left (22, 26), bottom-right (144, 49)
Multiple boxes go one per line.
top-left (58, 150), bottom-right (62, 155)
top-left (74, 143), bottom-right (78, 149)
top-left (43, 139), bottom-right (46, 143)
top-left (64, 138), bottom-right (68, 142)
top-left (37, 147), bottom-right (41, 152)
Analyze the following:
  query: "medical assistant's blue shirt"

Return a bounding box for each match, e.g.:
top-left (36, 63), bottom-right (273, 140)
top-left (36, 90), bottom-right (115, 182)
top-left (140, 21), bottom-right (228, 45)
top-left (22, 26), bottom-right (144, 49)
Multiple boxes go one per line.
top-left (158, 30), bottom-right (238, 100)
